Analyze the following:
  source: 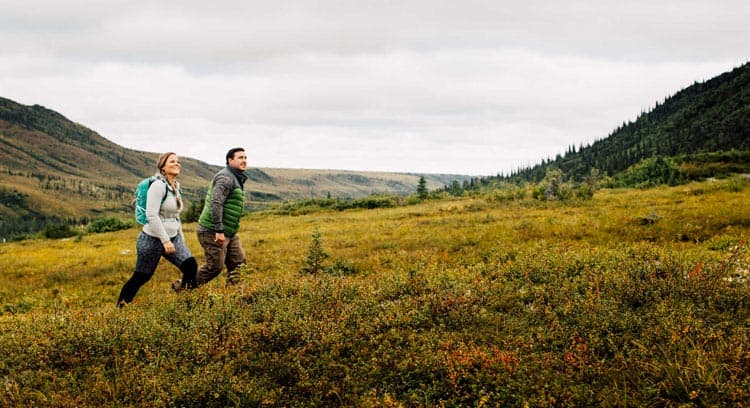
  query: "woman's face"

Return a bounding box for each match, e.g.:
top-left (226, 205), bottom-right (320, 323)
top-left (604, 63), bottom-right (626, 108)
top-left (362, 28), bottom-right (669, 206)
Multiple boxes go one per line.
top-left (161, 154), bottom-right (181, 177)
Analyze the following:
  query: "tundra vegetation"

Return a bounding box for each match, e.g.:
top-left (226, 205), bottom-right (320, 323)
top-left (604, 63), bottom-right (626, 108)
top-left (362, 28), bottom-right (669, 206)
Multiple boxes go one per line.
top-left (0, 178), bottom-right (748, 407)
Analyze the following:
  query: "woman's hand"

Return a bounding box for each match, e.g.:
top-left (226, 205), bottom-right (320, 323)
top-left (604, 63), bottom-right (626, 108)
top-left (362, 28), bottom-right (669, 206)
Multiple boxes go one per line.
top-left (163, 241), bottom-right (176, 254)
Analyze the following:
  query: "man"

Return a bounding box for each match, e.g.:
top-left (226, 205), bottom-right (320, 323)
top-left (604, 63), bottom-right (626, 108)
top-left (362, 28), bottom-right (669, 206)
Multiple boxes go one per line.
top-left (193, 147), bottom-right (248, 287)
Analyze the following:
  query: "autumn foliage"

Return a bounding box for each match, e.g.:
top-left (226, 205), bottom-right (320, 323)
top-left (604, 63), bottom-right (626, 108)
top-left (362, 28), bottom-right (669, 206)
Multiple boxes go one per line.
top-left (1, 179), bottom-right (748, 406)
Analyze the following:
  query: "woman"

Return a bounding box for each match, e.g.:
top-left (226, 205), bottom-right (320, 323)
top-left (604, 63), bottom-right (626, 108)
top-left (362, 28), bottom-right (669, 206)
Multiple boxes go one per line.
top-left (117, 152), bottom-right (197, 307)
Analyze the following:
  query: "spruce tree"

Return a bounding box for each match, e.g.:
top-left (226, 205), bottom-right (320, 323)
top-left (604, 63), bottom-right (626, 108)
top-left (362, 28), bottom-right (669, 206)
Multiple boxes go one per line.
top-left (299, 227), bottom-right (329, 275)
top-left (416, 176), bottom-right (428, 200)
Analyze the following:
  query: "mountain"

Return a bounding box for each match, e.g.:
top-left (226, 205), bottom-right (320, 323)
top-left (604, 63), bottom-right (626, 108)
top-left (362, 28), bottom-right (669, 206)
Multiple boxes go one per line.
top-left (502, 62), bottom-right (750, 183)
top-left (0, 97), bottom-right (467, 237)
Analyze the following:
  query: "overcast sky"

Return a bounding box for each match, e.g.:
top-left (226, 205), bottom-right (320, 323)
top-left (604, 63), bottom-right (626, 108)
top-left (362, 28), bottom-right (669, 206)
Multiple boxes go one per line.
top-left (1, 1), bottom-right (748, 175)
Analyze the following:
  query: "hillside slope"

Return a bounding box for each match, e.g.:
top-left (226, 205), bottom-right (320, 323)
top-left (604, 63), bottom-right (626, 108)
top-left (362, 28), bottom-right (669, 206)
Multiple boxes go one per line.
top-left (0, 97), bottom-right (466, 237)
top-left (504, 62), bottom-right (750, 182)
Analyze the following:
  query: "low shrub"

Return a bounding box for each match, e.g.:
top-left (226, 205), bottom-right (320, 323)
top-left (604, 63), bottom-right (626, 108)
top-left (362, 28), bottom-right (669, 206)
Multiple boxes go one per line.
top-left (334, 195), bottom-right (398, 210)
top-left (42, 223), bottom-right (79, 239)
top-left (1, 180), bottom-right (748, 407)
top-left (86, 217), bottom-right (133, 233)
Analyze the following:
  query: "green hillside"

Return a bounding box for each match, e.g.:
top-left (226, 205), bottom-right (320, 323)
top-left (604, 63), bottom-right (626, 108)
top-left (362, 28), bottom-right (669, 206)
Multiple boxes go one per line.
top-left (502, 62), bottom-right (750, 184)
top-left (0, 97), bottom-right (465, 238)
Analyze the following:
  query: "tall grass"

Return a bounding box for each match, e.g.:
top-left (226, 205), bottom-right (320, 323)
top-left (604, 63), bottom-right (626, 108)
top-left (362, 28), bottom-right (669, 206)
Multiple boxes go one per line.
top-left (1, 179), bottom-right (748, 406)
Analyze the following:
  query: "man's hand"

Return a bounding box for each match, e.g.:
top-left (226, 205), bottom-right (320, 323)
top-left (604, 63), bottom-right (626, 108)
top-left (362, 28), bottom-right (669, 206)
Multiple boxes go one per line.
top-left (215, 232), bottom-right (226, 245)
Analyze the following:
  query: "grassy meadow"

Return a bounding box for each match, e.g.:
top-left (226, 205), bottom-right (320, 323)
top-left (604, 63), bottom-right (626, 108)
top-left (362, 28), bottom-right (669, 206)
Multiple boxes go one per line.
top-left (1, 179), bottom-right (749, 407)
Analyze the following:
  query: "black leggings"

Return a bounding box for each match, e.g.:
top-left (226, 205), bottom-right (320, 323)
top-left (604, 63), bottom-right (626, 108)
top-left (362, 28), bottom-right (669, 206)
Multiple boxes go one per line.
top-left (117, 257), bottom-right (197, 307)
top-left (117, 271), bottom-right (152, 306)
top-left (179, 257), bottom-right (198, 289)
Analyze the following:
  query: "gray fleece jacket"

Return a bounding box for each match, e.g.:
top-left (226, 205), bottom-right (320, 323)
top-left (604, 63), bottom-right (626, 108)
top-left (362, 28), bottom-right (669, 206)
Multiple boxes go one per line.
top-left (142, 174), bottom-right (184, 243)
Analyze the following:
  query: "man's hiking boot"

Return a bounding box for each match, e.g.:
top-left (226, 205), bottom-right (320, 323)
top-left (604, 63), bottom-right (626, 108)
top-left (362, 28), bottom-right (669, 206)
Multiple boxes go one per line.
top-left (226, 269), bottom-right (240, 286)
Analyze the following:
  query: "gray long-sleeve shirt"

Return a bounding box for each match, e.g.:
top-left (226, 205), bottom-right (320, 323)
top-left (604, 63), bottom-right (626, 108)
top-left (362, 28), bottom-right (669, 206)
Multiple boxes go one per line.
top-left (142, 174), bottom-right (183, 243)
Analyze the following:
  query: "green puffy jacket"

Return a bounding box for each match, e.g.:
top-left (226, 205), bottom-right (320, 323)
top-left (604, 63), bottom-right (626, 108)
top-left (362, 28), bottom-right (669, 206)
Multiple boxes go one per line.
top-left (198, 167), bottom-right (247, 237)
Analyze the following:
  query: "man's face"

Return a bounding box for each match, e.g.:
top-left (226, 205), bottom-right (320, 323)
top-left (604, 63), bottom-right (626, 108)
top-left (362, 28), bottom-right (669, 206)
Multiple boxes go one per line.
top-left (228, 150), bottom-right (248, 171)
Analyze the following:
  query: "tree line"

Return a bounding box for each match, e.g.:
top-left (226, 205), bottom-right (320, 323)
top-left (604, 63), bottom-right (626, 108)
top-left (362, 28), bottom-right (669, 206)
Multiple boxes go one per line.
top-left (492, 63), bottom-right (750, 186)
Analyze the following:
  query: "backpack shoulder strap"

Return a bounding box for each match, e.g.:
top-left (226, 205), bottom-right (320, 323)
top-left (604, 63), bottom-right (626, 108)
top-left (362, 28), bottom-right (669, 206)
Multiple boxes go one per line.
top-left (149, 176), bottom-right (170, 203)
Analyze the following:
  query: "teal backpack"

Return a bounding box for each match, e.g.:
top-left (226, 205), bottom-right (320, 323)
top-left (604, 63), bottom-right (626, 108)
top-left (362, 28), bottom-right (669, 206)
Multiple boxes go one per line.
top-left (134, 177), bottom-right (167, 225)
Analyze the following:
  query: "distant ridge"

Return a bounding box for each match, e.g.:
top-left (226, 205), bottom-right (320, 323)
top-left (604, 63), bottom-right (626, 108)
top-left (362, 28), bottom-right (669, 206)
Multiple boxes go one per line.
top-left (0, 97), bottom-right (467, 237)
top-left (502, 62), bottom-right (750, 183)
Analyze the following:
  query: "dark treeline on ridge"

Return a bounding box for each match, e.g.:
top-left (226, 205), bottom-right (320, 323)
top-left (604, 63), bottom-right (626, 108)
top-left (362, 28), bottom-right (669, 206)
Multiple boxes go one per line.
top-left (454, 62), bottom-right (750, 191)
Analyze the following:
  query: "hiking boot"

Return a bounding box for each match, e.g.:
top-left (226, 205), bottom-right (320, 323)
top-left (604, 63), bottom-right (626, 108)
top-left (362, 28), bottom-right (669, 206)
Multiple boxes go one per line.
top-left (226, 269), bottom-right (240, 286)
top-left (171, 279), bottom-right (183, 293)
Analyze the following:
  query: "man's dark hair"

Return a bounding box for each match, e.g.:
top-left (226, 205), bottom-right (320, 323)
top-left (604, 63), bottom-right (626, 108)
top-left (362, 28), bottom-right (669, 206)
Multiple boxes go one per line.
top-left (226, 147), bottom-right (245, 165)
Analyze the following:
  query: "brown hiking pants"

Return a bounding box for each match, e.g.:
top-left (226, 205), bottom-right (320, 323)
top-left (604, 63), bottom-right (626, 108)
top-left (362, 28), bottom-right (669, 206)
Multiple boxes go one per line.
top-left (196, 227), bottom-right (247, 286)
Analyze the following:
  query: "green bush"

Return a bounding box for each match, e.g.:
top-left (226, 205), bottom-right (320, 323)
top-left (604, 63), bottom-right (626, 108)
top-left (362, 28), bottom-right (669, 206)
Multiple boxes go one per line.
top-left (616, 156), bottom-right (687, 187)
top-left (86, 217), bottom-right (133, 233)
top-left (182, 200), bottom-right (204, 223)
top-left (406, 195), bottom-right (423, 205)
top-left (42, 223), bottom-right (79, 239)
top-left (532, 168), bottom-right (575, 201)
top-left (275, 195), bottom-right (399, 215)
top-left (335, 195), bottom-right (397, 210)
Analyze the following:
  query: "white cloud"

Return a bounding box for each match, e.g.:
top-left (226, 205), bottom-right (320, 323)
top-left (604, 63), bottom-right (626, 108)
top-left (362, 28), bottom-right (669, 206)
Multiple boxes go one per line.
top-left (0, 1), bottom-right (748, 175)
